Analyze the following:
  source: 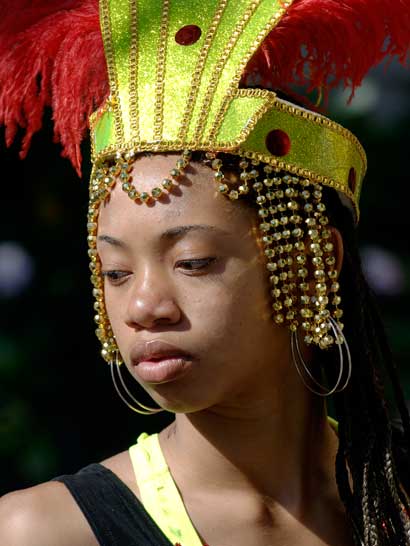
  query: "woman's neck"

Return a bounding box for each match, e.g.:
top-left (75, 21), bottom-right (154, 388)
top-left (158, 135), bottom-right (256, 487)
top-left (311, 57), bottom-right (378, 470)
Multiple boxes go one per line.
top-left (158, 392), bottom-right (339, 514)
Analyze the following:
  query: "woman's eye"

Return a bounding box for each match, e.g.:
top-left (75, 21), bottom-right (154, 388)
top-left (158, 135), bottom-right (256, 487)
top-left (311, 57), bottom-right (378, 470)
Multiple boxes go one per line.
top-left (176, 258), bottom-right (216, 271)
top-left (101, 270), bottom-right (129, 284)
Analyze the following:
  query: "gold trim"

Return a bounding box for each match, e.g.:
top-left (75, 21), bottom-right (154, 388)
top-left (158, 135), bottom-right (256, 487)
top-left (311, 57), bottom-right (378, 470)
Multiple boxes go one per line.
top-left (91, 92), bottom-right (366, 180)
top-left (177, 0), bottom-right (229, 142)
top-left (231, 88), bottom-right (277, 143)
top-left (192, 0), bottom-right (261, 143)
top-left (208, 0), bottom-right (293, 141)
top-left (99, 0), bottom-right (125, 145)
top-left (129, 0), bottom-right (140, 140)
top-left (154, 0), bottom-right (170, 141)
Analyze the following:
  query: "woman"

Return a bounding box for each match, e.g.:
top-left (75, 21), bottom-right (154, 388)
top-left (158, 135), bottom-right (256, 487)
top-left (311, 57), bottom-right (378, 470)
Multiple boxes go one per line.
top-left (0, 1), bottom-right (409, 545)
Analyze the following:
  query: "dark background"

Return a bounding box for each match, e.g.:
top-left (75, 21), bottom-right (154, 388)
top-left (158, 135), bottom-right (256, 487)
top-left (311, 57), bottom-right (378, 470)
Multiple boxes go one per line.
top-left (1, 61), bottom-right (409, 495)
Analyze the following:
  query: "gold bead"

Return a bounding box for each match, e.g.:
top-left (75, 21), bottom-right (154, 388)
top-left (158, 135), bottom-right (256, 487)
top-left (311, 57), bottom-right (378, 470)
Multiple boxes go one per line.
top-left (238, 184), bottom-right (249, 194)
top-left (151, 187), bottom-right (163, 198)
top-left (315, 283), bottom-right (327, 295)
top-left (162, 178), bottom-right (173, 190)
top-left (140, 192), bottom-right (150, 202)
top-left (314, 269), bottom-right (326, 280)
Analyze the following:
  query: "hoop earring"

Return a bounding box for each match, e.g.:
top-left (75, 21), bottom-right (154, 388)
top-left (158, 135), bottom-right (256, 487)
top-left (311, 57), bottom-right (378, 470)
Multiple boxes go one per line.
top-left (110, 351), bottom-right (164, 415)
top-left (290, 317), bottom-right (352, 397)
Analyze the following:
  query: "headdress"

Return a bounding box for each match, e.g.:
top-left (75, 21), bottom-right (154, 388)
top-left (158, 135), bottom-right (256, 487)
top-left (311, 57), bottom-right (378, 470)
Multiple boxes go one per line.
top-left (1, 0), bottom-right (409, 365)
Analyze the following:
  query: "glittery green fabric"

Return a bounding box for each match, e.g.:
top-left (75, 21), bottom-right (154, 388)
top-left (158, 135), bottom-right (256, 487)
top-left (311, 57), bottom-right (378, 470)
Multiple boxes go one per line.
top-left (90, 0), bottom-right (366, 218)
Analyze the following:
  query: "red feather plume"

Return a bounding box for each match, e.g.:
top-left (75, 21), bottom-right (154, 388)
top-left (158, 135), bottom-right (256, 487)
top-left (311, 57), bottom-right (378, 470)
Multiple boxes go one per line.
top-left (243, 0), bottom-right (410, 105)
top-left (0, 0), bottom-right (409, 175)
top-left (0, 0), bottom-right (107, 176)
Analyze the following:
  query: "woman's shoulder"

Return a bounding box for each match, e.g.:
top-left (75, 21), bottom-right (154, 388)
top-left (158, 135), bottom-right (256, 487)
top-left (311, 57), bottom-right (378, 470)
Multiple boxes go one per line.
top-left (0, 479), bottom-right (98, 546)
top-left (99, 447), bottom-right (142, 501)
top-left (0, 446), bottom-right (142, 546)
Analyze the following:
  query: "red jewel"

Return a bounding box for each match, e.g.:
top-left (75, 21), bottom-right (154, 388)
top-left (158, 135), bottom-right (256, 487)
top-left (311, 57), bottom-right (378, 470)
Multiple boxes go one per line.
top-left (175, 25), bottom-right (202, 46)
top-left (348, 167), bottom-right (357, 194)
top-left (265, 129), bottom-right (291, 157)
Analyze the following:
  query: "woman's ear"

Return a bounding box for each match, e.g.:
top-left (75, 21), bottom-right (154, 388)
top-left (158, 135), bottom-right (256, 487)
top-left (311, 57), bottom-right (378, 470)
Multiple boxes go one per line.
top-left (329, 226), bottom-right (344, 278)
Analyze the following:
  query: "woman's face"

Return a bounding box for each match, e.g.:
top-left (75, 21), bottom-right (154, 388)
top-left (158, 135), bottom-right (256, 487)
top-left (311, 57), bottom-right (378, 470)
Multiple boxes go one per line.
top-left (97, 154), bottom-right (293, 413)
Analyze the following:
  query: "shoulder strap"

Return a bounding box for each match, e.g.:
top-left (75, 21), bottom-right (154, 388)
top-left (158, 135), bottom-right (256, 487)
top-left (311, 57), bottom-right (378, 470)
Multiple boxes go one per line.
top-left (52, 462), bottom-right (174, 546)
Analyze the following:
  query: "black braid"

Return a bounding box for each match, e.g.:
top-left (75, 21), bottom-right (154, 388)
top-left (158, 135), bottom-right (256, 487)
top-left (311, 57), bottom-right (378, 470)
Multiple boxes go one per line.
top-left (323, 188), bottom-right (410, 545)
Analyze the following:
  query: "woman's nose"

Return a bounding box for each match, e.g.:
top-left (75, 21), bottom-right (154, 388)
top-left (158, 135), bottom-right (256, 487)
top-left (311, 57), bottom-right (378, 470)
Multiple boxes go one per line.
top-left (124, 272), bottom-right (181, 329)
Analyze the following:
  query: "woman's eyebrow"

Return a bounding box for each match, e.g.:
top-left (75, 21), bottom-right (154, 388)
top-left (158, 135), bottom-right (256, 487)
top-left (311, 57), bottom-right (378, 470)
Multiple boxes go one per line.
top-left (97, 225), bottom-right (231, 249)
top-left (97, 234), bottom-right (129, 249)
top-left (160, 224), bottom-right (231, 242)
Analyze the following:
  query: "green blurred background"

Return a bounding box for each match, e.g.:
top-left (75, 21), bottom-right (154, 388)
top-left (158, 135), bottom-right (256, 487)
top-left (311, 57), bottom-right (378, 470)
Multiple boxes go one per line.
top-left (1, 60), bottom-right (409, 495)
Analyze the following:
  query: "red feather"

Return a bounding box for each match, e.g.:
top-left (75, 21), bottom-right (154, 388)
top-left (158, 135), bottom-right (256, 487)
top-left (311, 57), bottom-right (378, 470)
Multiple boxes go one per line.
top-left (0, 0), bottom-right (108, 176)
top-left (0, 0), bottom-right (409, 174)
top-left (243, 0), bottom-right (410, 106)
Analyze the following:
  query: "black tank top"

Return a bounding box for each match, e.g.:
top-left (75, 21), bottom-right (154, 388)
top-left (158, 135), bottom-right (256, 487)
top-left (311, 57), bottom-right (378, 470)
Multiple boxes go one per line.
top-left (52, 462), bottom-right (175, 546)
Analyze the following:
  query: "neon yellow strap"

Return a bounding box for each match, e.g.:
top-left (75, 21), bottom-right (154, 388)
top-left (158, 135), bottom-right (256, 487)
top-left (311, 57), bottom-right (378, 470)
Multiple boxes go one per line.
top-left (129, 433), bottom-right (204, 546)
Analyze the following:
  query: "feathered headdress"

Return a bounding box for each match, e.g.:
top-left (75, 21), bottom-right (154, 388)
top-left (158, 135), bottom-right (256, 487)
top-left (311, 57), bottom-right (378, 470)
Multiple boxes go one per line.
top-left (0, 0), bottom-right (408, 176)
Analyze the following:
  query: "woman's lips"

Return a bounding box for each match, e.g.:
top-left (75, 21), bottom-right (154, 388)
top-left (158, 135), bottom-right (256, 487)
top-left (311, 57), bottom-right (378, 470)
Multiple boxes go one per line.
top-left (130, 339), bottom-right (195, 384)
top-left (134, 356), bottom-right (194, 384)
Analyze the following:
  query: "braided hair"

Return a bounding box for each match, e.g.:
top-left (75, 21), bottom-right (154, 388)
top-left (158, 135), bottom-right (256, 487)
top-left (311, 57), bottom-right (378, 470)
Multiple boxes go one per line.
top-left (324, 187), bottom-right (410, 546)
